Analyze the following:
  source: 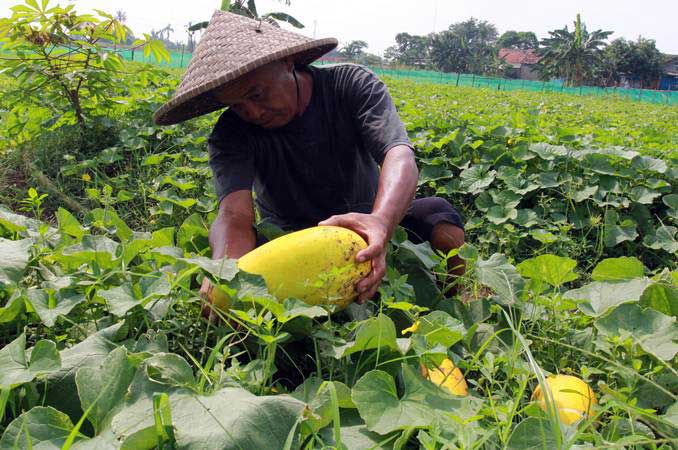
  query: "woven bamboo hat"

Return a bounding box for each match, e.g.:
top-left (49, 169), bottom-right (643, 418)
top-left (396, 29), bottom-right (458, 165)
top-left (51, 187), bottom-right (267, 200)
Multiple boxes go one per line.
top-left (153, 10), bottom-right (337, 125)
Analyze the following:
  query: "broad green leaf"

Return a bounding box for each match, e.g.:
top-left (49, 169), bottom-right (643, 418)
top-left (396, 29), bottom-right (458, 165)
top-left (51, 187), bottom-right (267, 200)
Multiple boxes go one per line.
top-left (351, 364), bottom-right (477, 435)
top-left (591, 257), bottom-right (645, 281)
top-left (529, 142), bottom-right (568, 160)
top-left (56, 207), bottom-right (85, 239)
top-left (517, 254), bottom-right (578, 288)
top-left (476, 253), bottom-right (525, 305)
top-left (87, 208), bottom-right (132, 242)
top-left (25, 288), bottom-right (86, 327)
top-left (603, 210), bottom-right (638, 247)
top-left (97, 274), bottom-right (171, 317)
top-left (627, 186), bottom-right (661, 205)
top-left (398, 240), bottom-right (439, 269)
top-left (181, 255), bottom-right (239, 281)
top-left (663, 194), bottom-right (678, 220)
top-left (145, 353), bottom-right (196, 388)
top-left (640, 283), bottom-right (678, 317)
top-left (643, 226), bottom-right (678, 254)
top-left (487, 205), bottom-right (518, 224)
top-left (334, 314), bottom-right (398, 358)
top-left (506, 417), bottom-right (559, 450)
top-left (0, 238), bottom-right (32, 284)
top-left (0, 407), bottom-right (81, 450)
top-left (513, 209), bottom-right (539, 227)
top-left (177, 213), bottom-right (209, 253)
top-left (413, 311), bottom-right (466, 348)
top-left (631, 155), bottom-right (667, 173)
top-left (111, 365), bottom-right (305, 450)
top-left (58, 235), bottom-right (120, 271)
top-left (595, 303), bottom-right (678, 361)
top-left (43, 323), bottom-right (126, 421)
top-left (318, 409), bottom-right (394, 450)
top-left (565, 278), bottom-right (651, 317)
top-left (0, 292), bottom-right (25, 324)
top-left (570, 185), bottom-right (598, 202)
top-left (0, 334), bottom-right (60, 389)
top-left (97, 283), bottom-right (138, 317)
top-left (76, 347), bottom-right (135, 434)
top-left (459, 164), bottom-right (496, 194)
top-left (0, 206), bottom-right (33, 235)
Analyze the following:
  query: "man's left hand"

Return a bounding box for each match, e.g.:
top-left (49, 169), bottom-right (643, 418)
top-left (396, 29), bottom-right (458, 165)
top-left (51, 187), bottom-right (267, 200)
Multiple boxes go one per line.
top-left (318, 213), bottom-right (390, 303)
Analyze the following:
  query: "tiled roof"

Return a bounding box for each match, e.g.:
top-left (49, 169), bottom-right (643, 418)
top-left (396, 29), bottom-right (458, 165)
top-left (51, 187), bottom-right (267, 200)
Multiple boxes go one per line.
top-left (498, 48), bottom-right (541, 65)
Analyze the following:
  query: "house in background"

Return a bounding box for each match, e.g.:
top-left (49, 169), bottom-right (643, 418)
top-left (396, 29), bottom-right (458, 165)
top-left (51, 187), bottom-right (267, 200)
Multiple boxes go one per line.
top-left (498, 48), bottom-right (541, 80)
top-left (659, 55), bottom-right (678, 90)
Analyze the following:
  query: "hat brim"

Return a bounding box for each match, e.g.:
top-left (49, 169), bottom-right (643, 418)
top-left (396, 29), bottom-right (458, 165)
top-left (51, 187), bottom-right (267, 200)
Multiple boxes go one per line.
top-left (153, 39), bottom-right (336, 126)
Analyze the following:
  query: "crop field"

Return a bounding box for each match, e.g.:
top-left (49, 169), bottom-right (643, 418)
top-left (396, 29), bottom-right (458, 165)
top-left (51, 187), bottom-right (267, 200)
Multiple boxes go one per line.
top-left (0, 60), bottom-right (677, 450)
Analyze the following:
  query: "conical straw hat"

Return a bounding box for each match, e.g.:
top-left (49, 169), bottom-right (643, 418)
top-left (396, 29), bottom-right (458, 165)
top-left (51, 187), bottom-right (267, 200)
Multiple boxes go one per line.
top-left (153, 10), bottom-right (337, 125)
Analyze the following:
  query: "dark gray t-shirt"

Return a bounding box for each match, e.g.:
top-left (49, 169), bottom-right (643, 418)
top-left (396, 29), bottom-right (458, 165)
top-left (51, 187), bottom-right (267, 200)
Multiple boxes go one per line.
top-left (207, 63), bottom-right (411, 230)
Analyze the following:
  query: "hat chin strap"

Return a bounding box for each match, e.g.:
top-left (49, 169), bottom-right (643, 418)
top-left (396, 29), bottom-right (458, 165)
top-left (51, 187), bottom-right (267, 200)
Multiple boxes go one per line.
top-left (292, 67), bottom-right (301, 117)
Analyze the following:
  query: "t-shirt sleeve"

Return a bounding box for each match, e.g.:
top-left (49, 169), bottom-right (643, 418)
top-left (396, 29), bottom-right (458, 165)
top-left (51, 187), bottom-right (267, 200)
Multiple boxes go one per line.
top-left (207, 123), bottom-right (254, 204)
top-left (342, 66), bottom-right (412, 165)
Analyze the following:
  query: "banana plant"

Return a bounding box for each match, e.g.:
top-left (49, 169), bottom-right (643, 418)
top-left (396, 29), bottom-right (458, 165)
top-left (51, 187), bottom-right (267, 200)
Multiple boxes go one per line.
top-left (188, 0), bottom-right (303, 33)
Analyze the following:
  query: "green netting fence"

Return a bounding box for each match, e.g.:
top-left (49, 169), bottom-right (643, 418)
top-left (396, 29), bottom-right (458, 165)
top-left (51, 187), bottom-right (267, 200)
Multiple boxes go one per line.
top-left (142, 49), bottom-right (675, 106)
top-left (360, 66), bottom-right (678, 106)
top-left (4, 44), bottom-right (677, 106)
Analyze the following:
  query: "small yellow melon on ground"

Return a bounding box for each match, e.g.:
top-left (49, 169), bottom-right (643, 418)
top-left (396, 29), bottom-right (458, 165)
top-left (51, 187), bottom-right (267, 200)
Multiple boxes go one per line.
top-left (211, 226), bottom-right (371, 311)
top-left (531, 374), bottom-right (597, 425)
top-left (420, 358), bottom-right (469, 396)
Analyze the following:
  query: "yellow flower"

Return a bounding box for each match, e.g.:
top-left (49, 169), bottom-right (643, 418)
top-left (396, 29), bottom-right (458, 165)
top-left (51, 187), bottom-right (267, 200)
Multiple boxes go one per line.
top-left (81, 173), bottom-right (91, 182)
top-left (402, 320), bottom-right (420, 335)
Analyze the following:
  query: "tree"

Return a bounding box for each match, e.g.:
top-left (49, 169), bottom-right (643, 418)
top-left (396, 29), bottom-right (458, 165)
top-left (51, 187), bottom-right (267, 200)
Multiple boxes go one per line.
top-left (384, 33), bottom-right (432, 68)
top-left (0, 0), bottom-right (168, 137)
top-left (497, 31), bottom-right (538, 50)
top-left (537, 14), bottom-right (612, 86)
top-left (430, 18), bottom-right (499, 74)
top-left (189, 0), bottom-right (303, 33)
top-left (339, 40), bottom-right (368, 60)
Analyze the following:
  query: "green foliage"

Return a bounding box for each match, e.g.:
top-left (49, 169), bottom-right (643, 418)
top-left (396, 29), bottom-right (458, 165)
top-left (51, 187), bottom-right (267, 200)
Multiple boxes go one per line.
top-left (0, 28), bottom-right (677, 448)
top-left (599, 37), bottom-right (665, 88)
top-left (384, 32), bottom-right (433, 69)
top-left (0, 0), bottom-right (168, 141)
top-left (537, 14), bottom-right (613, 86)
top-left (497, 30), bottom-right (539, 50)
top-left (430, 18), bottom-right (500, 75)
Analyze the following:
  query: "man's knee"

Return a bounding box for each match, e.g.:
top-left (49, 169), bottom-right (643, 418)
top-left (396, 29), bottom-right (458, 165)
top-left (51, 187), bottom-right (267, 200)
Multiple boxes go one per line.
top-left (430, 221), bottom-right (465, 253)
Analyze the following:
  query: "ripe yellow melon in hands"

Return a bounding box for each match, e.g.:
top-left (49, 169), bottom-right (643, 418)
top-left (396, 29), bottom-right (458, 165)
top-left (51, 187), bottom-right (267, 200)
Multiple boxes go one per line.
top-left (420, 358), bottom-right (469, 396)
top-left (531, 374), bottom-right (597, 425)
top-left (211, 226), bottom-right (371, 311)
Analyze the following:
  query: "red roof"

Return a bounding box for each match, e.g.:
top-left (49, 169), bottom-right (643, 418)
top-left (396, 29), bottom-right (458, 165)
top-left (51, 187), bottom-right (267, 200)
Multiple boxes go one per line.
top-left (498, 48), bottom-right (541, 65)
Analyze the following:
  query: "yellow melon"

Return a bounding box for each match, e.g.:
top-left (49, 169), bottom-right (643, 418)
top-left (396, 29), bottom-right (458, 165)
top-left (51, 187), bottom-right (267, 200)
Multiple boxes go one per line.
top-left (420, 358), bottom-right (469, 396)
top-left (531, 374), bottom-right (597, 425)
top-left (211, 226), bottom-right (371, 311)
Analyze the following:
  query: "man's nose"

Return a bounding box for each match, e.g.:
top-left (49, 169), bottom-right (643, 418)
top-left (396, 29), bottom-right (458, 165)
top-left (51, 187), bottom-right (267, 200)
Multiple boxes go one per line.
top-left (239, 101), bottom-right (265, 123)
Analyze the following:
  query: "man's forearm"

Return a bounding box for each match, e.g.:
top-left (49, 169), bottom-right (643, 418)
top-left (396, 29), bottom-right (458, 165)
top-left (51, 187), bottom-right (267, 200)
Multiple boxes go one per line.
top-left (208, 215), bottom-right (257, 260)
top-left (371, 145), bottom-right (419, 236)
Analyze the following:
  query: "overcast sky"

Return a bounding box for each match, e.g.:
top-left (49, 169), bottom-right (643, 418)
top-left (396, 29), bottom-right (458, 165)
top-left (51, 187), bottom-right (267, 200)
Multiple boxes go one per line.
top-left (1, 0), bottom-right (676, 55)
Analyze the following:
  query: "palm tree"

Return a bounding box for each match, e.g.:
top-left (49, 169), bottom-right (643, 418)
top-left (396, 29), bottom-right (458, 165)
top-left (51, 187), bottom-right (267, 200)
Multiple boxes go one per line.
top-left (537, 14), bottom-right (612, 86)
top-left (188, 0), bottom-right (303, 33)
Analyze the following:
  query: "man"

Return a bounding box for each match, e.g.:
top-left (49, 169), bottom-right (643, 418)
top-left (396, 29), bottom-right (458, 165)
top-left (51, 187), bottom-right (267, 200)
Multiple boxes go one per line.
top-left (153, 11), bottom-right (465, 308)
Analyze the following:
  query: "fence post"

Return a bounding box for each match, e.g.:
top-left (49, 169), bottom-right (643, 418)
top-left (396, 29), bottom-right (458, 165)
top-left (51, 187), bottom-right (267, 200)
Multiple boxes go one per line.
top-left (180, 44), bottom-right (185, 67)
top-left (456, 72), bottom-right (460, 87)
top-left (471, 74), bottom-right (475, 87)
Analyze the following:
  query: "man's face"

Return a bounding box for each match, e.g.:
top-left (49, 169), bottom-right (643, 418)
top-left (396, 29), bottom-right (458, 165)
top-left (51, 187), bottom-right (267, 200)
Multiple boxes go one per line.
top-left (213, 59), bottom-right (298, 129)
